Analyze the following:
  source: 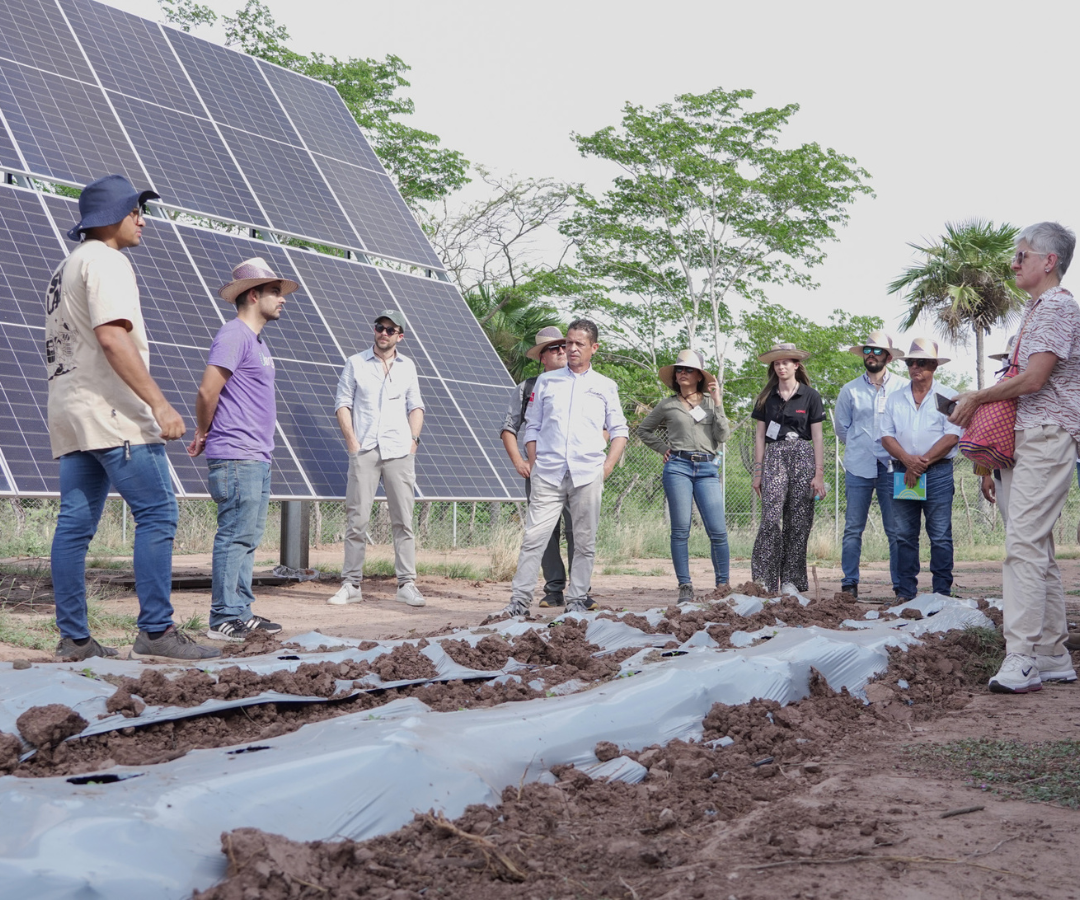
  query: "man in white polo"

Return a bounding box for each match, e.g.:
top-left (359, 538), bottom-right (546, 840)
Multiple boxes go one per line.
top-left (329, 309), bottom-right (425, 608)
top-left (502, 318), bottom-right (628, 616)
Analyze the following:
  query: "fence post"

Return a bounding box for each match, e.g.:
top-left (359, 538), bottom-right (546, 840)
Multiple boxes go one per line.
top-left (452, 501), bottom-right (457, 548)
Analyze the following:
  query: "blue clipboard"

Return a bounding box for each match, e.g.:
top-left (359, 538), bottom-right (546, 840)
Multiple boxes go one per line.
top-left (893, 472), bottom-right (926, 500)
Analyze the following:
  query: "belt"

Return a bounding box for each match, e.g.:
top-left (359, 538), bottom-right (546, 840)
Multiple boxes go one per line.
top-left (670, 449), bottom-right (715, 462)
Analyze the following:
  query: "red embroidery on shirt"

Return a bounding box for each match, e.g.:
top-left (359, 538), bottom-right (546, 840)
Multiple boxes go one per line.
top-left (796, 409), bottom-right (805, 413)
top-left (528, 393), bottom-right (535, 403)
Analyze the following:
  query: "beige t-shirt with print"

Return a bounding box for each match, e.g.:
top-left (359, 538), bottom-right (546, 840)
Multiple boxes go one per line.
top-left (46, 239), bottom-right (162, 457)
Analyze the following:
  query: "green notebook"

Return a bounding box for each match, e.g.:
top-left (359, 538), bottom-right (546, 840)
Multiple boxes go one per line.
top-left (893, 472), bottom-right (926, 500)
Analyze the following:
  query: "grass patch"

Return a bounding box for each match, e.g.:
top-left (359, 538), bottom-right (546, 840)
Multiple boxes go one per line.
top-left (362, 559), bottom-right (396, 578)
top-left (955, 625), bottom-right (1005, 684)
top-left (87, 557), bottom-right (125, 570)
top-left (417, 561), bottom-right (483, 580)
top-left (0, 609), bottom-right (57, 651)
top-left (906, 738), bottom-right (1080, 808)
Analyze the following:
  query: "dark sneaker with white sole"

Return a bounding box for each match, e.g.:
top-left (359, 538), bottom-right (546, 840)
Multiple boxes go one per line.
top-left (243, 615), bottom-right (282, 635)
top-left (206, 620), bottom-right (251, 642)
top-left (539, 592), bottom-right (565, 608)
top-left (130, 625), bottom-right (222, 661)
top-left (55, 636), bottom-right (119, 661)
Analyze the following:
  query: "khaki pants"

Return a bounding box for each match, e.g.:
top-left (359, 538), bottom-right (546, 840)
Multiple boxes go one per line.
top-left (999, 425), bottom-right (1077, 656)
top-left (510, 471), bottom-right (603, 605)
top-left (343, 448), bottom-right (416, 586)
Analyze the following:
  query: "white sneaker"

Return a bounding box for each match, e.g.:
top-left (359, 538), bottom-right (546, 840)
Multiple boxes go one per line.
top-left (780, 582), bottom-right (799, 597)
top-left (988, 652), bottom-right (1042, 694)
top-left (500, 598), bottom-right (530, 617)
top-left (395, 582), bottom-right (425, 607)
top-left (327, 582), bottom-right (363, 605)
top-left (1035, 652), bottom-right (1078, 683)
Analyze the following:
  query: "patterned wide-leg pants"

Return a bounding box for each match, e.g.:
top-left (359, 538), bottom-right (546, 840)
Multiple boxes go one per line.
top-left (751, 439), bottom-right (816, 593)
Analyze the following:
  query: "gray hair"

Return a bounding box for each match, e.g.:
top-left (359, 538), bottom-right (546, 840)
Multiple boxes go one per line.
top-left (1017, 222), bottom-right (1076, 276)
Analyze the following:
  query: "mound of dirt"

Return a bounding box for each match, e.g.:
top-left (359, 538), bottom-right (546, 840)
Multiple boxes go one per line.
top-left (0, 731), bottom-right (21, 774)
top-left (16, 704), bottom-right (88, 748)
top-left (439, 635), bottom-right (513, 671)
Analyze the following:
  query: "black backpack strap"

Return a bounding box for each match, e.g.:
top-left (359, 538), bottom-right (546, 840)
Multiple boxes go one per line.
top-left (519, 375), bottom-right (539, 429)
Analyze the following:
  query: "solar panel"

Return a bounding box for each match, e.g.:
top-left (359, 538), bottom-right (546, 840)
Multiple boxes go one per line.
top-left (256, 59), bottom-right (384, 174)
top-left (0, 324), bottom-right (57, 496)
top-left (58, 0), bottom-right (203, 117)
top-left (271, 359), bottom-right (346, 498)
top-left (165, 28), bottom-right (300, 147)
top-left (0, 188), bottom-right (66, 329)
top-left (317, 156), bottom-right (443, 269)
top-left (106, 90), bottom-right (264, 225)
top-left (0, 116), bottom-right (21, 170)
top-left (0, 58), bottom-right (144, 187)
top-left (0, 0), bottom-right (94, 82)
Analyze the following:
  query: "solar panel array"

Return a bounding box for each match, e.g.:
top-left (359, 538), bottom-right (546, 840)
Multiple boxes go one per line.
top-left (0, 0), bottom-right (523, 501)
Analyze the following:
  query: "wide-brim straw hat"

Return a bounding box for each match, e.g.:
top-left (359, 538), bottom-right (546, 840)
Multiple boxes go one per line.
top-left (988, 334), bottom-right (1017, 362)
top-left (657, 348), bottom-right (718, 390)
top-left (847, 330), bottom-right (904, 360)
top-left (904, 337), bottom-right (950, 365)
top-left (219, 257), bottom-right (299, 302)
top-left (758, 342), bottom-right (811, 365)
top-left (525, 326), bottom-right (566, 361)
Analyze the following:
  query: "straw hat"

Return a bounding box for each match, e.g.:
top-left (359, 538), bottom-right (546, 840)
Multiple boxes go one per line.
top-left (987, 334), bottom-right (1017, 362)
top-left (657, 348), bottom-right (718, 390)
top-left (904, 337), bottom-right (950, 365)
top-left (847, 330), bottom-right (904, 360)
top-left (758, 341), bottom-right (811, 365)
top-left (525, 326), bottom-right (566, 361)
top-left (219, 257), bottom-right (299, 303)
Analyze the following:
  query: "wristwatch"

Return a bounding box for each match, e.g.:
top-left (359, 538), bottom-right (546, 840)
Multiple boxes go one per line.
top-left (411, 435), bottom-right (421, 445)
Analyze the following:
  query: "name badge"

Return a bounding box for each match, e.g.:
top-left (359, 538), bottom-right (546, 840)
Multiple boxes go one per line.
top-left (766, 420), bottom-right (781, 440)
top-left (876, 393), bottom-right (886, 414)
top-left (689, 405), bottom-right (707, 422)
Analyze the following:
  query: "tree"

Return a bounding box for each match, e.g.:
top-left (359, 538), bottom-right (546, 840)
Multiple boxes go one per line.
top-left (887, 219), bottom-right (1025, 390)
top-left (464, 285), bottom-right (564, 383)
top-left (157, 0), bottom-right (468, 205)
top-left (560, 87), bottom-right (873, 397)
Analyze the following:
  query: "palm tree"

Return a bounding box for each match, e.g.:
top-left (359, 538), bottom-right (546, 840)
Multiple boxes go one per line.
top-left (888, 220), bottom-right (1026, 389)
top-left (464, 284), bottom-right (564, 382)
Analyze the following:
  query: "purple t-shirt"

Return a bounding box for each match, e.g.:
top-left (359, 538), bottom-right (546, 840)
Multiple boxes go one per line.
top-left (204, 318), bottom-right (276, 463)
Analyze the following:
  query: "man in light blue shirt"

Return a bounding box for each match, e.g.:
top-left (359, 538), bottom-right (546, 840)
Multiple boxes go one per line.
top-left (503, 319), bottom-right (629, 616)
top-left (834, 331), bottom-right (905, 599)
top-left (881, 338), bottom-right (963, 601)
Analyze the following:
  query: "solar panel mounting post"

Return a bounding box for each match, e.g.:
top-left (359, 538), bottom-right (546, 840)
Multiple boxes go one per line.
top-left (280, 500), bottom-right (310, 569)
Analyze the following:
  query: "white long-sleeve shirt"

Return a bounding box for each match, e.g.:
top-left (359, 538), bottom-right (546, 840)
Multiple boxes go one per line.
top-left (334, 347), bottom-right (423, 460)
top-left (523, 365), bottom-right (629, 487)
top-left (881, 378), bottom-right (962, 459)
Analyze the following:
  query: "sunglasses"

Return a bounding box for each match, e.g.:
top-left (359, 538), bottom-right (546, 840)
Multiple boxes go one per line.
top-left (1014, 249), bottom-right (1046, 265)
top-left (862, 347), bottom-right (886, 357)
top-left (674, 366), bottom-right (699, 375)
top-left (543, 343), bottom-right (566, 354)
top-left (905, 358), bottom-right (934, 368)
top-left (374, 323), bottom-right (400, 335)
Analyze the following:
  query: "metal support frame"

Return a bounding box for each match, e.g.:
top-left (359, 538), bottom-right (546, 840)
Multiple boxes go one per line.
top-left (280, 500), bottom-right (310, 569)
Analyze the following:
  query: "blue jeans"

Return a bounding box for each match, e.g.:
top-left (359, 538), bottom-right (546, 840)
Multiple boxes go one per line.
top-left (892, 460), bottom-right (954, 599)
top-left (841, 461), bottom-right (899, 592)
top-left (663, 456), bottom-right (730, 586)
top-left (208, 459), bottom-right (271, 626)
top-left (52, 443), bottom-right (177, 639)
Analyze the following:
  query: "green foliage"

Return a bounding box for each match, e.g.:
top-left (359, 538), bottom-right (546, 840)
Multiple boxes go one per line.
top-left (158, 0), bottom-right (468, 205)
top-left (464, 284), bottom-right (563, 382)
top-left (888, 219), bottom-right (1025, 389)
top-left (561, 87), bottom-right (873, 391)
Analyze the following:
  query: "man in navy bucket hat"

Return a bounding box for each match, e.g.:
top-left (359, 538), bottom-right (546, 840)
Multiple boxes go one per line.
top-left (46, 174), bottom-right (220, 663)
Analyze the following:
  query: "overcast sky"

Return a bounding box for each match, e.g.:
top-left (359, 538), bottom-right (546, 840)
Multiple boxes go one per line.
top-left (106, 0), bottom-right (1080, 381)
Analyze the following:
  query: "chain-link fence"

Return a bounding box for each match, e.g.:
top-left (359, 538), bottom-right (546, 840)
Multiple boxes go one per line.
top-left (4, 423), bottom-right (1078, 565)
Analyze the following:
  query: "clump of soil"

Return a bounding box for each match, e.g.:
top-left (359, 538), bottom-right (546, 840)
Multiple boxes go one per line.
top-left (507, 619), bottom-right (628, 686)
top-left (732, 580), bottom-right (771, 597)
top-left (439, 635), bottom-right (513, 671)
top-left (16, 704), bottom-right (88, 748)
top-left (219, 630), bottom-right (287, 658)
top-left (0, 731), bottom-right (22, 774)
top-left (349, 640), bottom-right (438, 682)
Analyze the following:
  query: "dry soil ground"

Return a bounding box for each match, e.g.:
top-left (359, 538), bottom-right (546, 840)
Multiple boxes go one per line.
top-left (2, 547), bottom-right (1080, 900)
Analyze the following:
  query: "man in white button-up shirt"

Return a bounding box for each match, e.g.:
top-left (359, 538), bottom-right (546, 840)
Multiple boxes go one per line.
top-left (834, 331), bottom-right (906, 599)
top-left (880, 338), bottom-right (962, 602)
top-left (329, 309), bottom-right (426, 608)
top-left (502, 319), bottom-right (629, 616)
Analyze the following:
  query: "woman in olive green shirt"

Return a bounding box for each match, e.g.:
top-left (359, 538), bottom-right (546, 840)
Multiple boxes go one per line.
top-left (637, 349), bottom-right (731, 602)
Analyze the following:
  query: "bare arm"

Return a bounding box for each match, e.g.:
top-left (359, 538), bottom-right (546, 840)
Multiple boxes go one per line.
top-left (810, 421), bottom-right (826, 499)
top-left (94, 321), bottom-right (184, 440)
top-left (603, 436), bottom-right (628, 479)
top-left (502, 430), bottom-right (531, 478)
top-left (187, 364), bottom-right (229, 457)
top-left (408, 407), bottom-right (424, 455)
top-left (950, 352), bottom-right (1059, 427)
top-left (336, 406), bottom-right (360, 455)
top-left (752, 419), bottom-right (765, 496)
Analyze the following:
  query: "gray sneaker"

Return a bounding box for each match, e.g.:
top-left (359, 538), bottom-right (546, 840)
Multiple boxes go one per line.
top-left (55, 636), bottom-right (119, 661)
top-left (677, 583), bottom-right (694, 603)
top-left (500, 598), bottom-right (530, 617)
top-left (129, 625), bottom-right (222, 662)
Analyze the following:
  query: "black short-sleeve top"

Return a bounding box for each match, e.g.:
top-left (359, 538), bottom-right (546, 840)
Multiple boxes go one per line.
top-left (750, 383), bottom-right (826, 442)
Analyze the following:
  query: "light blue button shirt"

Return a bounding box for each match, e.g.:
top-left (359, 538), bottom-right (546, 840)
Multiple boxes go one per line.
top-left (523, 365), bottom-right (630, 488)
top-left (834, 372), bottom-right (906, 478)
top-left (334, 347), bottom-right (423, 460)
top-left (881, 378), bottom-right (963, 459)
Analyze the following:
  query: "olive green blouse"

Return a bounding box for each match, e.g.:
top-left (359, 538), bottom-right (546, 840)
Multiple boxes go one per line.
top-left (636, 394), bottom-right (731, 455)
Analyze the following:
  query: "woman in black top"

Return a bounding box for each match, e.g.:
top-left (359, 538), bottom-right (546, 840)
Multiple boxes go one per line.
top-left (749, 342), bottom-right (826, 594)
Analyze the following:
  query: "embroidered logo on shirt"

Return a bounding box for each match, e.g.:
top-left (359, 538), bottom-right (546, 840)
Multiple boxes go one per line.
top-left (796, 409), bottom-right (806, 414)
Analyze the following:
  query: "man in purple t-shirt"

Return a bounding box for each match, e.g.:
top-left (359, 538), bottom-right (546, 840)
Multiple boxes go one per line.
top-left (188, 258), bottom-right (295, 641)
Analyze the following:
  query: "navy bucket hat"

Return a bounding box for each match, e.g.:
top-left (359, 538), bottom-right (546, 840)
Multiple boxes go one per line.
top-left (67, 174), bottom-right (160, 242)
